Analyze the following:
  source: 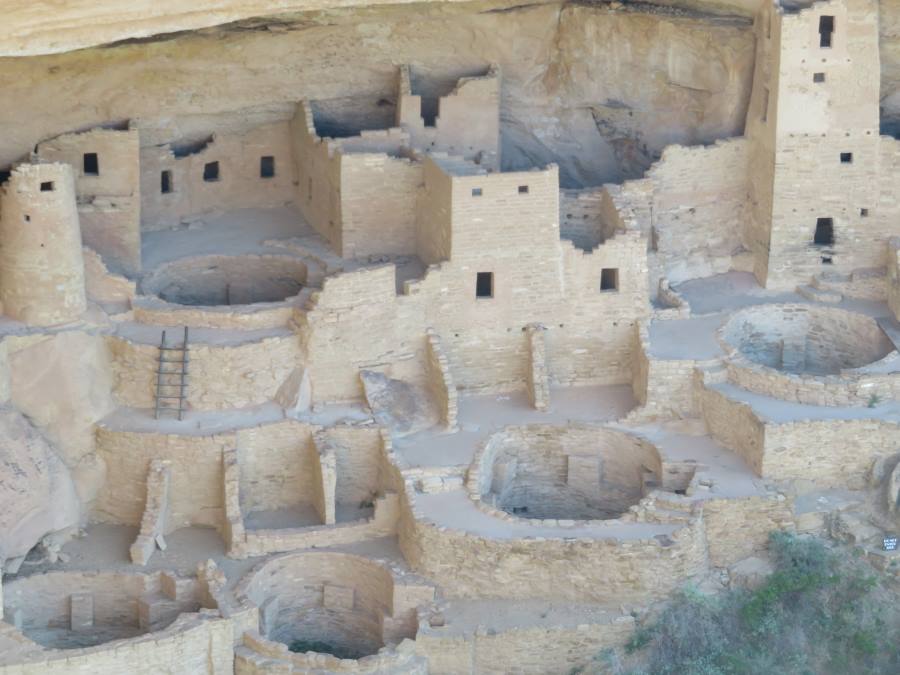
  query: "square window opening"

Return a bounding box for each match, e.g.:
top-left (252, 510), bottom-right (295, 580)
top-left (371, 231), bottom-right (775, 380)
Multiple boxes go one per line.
top-left (40, 181), bottom-right (54, 192)
top-left (160, 170), bottom-right (173, 194)
top-left (260, 156), bottom-right (275, 179)
top-left (472, 187), bottom-right (483, 197)
top-left (819, 15), bottom-right (834, 48)
top-left (203, 161), bottom-right (220, 182)
top-left (24, 214), bottom-right (30, 222)
top-left (83, 153), bottom-right (99, 176)
top-left (518, 185), bottom-right (529, 194)
top-left (813, 72), bottom-right (826, 83)
top-left (860, 208), bottom-right (869, 217)
top-left (821, 256), bottom-right (833, 264)
top-left (840, 152), bottom-right (853, 164)
top-left (814, 217), bottom-right (834, 245)
top-left (476, 272), bottom-right (494, 299)
top-left (600, 268), bottom-right (619, 292)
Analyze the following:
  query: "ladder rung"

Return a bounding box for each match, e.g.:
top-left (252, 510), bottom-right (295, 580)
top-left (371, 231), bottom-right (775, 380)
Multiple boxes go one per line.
top-left (156, 327), bottom-right (189, 421)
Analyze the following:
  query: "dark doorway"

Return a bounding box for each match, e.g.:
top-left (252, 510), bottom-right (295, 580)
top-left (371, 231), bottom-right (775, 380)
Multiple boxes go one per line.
top-left (819, 16), bottom-right (834, 48)
top-left (814, 218), bottom-right (834, 245)
top-left (260, 156), bottom-right (275, 179)
top-left (83, 152), bottom-right (99, 176)
top-left (476, 272), bottom-right (494, 298)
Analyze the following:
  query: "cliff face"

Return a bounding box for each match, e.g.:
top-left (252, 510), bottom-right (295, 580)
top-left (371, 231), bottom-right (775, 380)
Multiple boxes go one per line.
top-left (0, 1), bottom-right (755, 186)
top-left (0, 0), bottom-right (762, 57)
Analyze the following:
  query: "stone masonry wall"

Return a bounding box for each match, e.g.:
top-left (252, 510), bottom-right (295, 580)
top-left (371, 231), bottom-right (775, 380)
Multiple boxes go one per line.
top-left (398, 488), bottom-right (707, 604)
top-left (107, 333), bottom-right (300, 410)
top-left (340, 152), bottom-right (421, 258)
top-left (702, 494), bottom-right (794, 568)
top-left (140, 121), bottom-right (297, 231)
top-left (0, 163), bottom-right (86, 326)
top-left (763, 419), bottom-right (900, 489)
top-left (0, 613), bottom-right (233, 675)
top-left (36, 125), bottom-right (142, 275)
top-left (94, 427), bottom-right (231, 530)
top-left (235, 421), bottom-right (318, 514)
top-left (643, 139), bottom-right (750, 286)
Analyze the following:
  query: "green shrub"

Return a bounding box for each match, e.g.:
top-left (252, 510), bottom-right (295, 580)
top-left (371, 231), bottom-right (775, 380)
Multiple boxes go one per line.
top-left (616, 533), bottom-right (900, 675)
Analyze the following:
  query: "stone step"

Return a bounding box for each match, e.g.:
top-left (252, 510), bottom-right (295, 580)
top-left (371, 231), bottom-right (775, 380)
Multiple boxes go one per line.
top-left (650, 491), bottom-right (696, 513)
top-left (796, 284), bottom-right (842, 303)
top-left (642, 506), bottom-right (693, 525)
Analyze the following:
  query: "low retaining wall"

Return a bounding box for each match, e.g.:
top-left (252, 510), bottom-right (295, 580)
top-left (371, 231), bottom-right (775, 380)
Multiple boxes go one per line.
top-left (107, 332), bottom-right (301, 411)
top-left (398, 489), bottom-right (707, 604)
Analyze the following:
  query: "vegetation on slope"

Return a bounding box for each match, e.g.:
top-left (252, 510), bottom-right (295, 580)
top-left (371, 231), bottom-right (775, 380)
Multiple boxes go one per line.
top-left (589, 532), bottom-right (900, 675)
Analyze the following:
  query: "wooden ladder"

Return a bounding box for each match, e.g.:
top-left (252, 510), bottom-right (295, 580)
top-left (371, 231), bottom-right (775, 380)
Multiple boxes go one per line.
top-left (154, 327), bottom-right (189, 420)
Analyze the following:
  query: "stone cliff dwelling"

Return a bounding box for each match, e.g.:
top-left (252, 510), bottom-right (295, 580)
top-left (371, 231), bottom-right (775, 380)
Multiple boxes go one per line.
top-left (0, 0), bottom-right (898, 672)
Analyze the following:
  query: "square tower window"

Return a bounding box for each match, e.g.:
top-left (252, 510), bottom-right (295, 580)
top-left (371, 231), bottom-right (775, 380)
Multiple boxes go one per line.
top-left (518, 185), bottom-right (529, 194)
top-left (203, 161), bottom-right (220, 182)
top-left (814, 217), bottom-right (834, 245)
top-left (40, 181), bottom-right (54, 192)
top-left (860, 208), bottom-right (869, 217)
top-left (476, 272), bottom-right (494, 298)
top-left (472, 187), bottom-right (483, 197)
top-left (819, 15), bottom-right (834, 48)
top-left (260, 156), bottom-right (275, 179)
top-left (83, 153), bottom-right (99, 176)
top-left (840, 152), bottom-right (853, 164)
top-left (813, 72), bottom-right (826, 83)
top-left (600, 268), bottom-right (619, 292)
top-left (161, 170), bottom-right (173, 194)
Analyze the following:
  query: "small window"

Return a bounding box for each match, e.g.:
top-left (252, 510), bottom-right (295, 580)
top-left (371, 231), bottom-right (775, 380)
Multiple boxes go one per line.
top-left (600, 268), bottom-right (619, 292)
top-left (476, 272), bottom-right (493, 298)
top-left (83, 153), bottom-right (99, 176)
top-left (813, 72), bottom-right (826, 83)
top-left (472, 187), bottom-right (483, 197)
top-left (24, 214), bottom-right (30, 222)
top-left (260, 156), bottom-right (275, 179)
top-left (160, 170), bottom-right (173, 194)
top-left (813, 217), bottom-right (834, 245)
top-left (203, 161), bottom-right (220, 182)
top-left (518, 185), bottom-right (529, 194)
top-left (860, 208), bottom-right (869, 217)
top-left (40, 181), bottom-right (54, 192)
top-left (819, 15), bottom-right (834, 48)
top-left (840, 152), bottom-right (853, 164)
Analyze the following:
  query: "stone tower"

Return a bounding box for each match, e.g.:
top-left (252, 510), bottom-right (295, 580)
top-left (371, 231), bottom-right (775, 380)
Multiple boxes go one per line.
top-left (0, 163), bottom-right (87, 326)
top-left (745, 0), bottom-right (896, 290)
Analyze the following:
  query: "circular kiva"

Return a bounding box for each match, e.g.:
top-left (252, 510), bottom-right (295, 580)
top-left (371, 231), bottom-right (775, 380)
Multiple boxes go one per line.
top-left (469, 424), bottom-right (663, 521)
top-left (719, 304), bottom-right (894, 376)
top-left (140, 254), bottom-right (308, 307)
